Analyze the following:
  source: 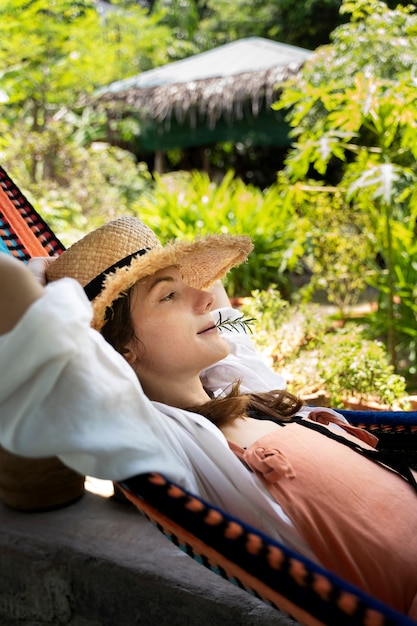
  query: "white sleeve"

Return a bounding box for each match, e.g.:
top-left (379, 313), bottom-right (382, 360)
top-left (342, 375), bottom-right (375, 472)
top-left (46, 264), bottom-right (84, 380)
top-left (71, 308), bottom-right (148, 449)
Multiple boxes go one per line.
top-left (0, 278), bottom-right (194, 486)
top-left (200, 306), bottom-right (287, 395)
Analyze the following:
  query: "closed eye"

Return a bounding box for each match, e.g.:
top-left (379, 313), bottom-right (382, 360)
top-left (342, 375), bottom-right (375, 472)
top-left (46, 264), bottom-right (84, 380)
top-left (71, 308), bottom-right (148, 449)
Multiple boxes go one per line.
top-left (161, 291), bottom-right (176, 302)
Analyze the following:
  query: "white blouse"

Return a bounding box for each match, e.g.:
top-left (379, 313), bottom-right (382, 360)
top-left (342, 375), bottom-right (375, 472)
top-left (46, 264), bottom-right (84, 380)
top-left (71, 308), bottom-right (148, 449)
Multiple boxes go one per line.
top-left (0, 278), bottom-right (317, 560)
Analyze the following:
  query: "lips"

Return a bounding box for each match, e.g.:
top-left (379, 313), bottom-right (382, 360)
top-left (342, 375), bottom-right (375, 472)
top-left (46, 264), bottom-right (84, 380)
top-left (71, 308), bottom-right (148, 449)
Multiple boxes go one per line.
top-left (197, 324), bottom-right (216, 335)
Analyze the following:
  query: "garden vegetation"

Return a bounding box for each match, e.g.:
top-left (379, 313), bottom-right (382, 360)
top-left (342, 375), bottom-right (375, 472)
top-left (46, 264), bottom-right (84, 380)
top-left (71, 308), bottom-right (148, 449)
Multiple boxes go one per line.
top-left (0, 0), bottom-right (416, 405)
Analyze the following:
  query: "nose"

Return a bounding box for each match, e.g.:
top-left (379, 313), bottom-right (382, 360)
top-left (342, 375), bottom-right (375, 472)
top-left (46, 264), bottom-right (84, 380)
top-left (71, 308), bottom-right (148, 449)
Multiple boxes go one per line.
top-left (205, 289), bottom-right (215, 311)
top-left (193, 287), bottom-right (214, 312)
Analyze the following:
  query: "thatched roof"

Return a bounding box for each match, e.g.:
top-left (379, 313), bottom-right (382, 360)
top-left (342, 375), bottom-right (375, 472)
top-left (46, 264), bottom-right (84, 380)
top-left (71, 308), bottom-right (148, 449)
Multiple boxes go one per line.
top-left (96, 38), bottom-right (312, 130)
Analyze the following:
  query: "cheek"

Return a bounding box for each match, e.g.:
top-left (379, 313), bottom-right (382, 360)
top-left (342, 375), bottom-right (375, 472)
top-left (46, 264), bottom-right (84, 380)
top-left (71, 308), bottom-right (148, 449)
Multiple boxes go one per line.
top-left (134, 319), bottom-right (177, 360)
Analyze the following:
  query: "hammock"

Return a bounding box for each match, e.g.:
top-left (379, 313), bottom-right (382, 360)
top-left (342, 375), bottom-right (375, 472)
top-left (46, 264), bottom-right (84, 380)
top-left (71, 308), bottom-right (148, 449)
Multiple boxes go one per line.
top-left (1, 165), bottom-right (416, 626)
top-left (0, 165), bottom-right (64, 260)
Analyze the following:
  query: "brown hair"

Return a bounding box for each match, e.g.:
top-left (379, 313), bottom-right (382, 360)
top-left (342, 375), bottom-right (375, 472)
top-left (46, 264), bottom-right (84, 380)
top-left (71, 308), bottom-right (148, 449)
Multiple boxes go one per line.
top-left (186, 382), bottom-right (303, 428)
top-left (101, 290), bottom-right (134, 355)
top-left (101, 288), bottom-right (304, 426)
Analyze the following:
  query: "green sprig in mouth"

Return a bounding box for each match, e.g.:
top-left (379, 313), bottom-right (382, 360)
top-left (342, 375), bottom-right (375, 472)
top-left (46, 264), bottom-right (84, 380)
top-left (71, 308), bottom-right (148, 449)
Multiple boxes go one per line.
top-left (215, 311), bottom-right (255, 334)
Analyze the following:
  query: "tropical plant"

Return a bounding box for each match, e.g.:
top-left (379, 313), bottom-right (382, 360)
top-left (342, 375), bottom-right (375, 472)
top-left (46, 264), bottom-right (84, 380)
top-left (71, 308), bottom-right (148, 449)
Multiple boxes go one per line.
top-left (135, 169), bottom-right (309, 296)
top-left (274, 0), bottom-right (417, 371)
top-left (280, 179), bottom-right (378, 319)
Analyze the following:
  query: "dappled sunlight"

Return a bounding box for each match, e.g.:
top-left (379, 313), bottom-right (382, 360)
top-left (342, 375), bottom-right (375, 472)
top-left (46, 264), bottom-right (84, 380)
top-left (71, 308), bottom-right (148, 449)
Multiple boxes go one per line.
top-left (85, 476), bottom-right (115, 499)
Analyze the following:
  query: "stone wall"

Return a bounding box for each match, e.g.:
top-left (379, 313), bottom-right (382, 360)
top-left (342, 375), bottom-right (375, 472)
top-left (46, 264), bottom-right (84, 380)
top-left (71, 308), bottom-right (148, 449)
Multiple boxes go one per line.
top-left (0, 489), bottom-right (297, 625)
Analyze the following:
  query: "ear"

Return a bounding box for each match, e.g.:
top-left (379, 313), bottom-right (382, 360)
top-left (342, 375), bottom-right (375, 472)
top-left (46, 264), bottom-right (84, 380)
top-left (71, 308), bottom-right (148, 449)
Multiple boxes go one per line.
top-left (122, 340), bottom-right (137, 367)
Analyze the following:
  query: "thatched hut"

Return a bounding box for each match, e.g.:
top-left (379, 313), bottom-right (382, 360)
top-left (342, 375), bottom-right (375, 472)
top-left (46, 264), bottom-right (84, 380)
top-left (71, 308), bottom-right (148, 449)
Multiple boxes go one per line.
top-left (95, 37), bottom-right (311, 172)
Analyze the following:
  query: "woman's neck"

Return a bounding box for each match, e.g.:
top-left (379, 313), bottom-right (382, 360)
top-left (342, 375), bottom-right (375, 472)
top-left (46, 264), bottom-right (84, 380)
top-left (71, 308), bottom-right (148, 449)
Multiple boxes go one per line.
top-left (142, 375), bottom-right (211, 409)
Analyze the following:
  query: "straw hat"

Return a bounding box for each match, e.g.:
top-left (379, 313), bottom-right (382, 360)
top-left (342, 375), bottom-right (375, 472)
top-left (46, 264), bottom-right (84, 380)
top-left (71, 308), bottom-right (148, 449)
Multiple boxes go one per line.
top-left (46, 216), bottom-right (253, 330)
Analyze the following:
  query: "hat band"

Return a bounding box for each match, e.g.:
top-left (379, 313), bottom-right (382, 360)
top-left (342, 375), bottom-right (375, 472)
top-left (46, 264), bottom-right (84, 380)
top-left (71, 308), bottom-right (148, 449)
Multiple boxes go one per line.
top-left (84, 247), bottom-right (151, 301)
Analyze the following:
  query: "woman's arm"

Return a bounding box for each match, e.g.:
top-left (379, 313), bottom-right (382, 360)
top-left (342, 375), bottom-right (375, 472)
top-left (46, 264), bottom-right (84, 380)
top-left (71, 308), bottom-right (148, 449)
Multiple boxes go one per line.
top-left (0, 272), bottom-right (195, 485)
top-left (0, 254), bottom-right (44, 334)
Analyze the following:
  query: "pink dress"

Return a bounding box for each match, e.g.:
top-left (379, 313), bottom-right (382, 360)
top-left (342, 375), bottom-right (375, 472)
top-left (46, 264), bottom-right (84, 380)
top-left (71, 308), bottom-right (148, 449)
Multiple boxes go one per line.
top-left (229, 413), bottom-right (417, 619)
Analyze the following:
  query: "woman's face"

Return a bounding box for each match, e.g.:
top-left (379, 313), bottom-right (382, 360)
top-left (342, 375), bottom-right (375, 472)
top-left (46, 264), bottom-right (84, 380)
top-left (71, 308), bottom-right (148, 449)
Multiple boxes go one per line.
top-left (125, 266), bottom-right (230, 388)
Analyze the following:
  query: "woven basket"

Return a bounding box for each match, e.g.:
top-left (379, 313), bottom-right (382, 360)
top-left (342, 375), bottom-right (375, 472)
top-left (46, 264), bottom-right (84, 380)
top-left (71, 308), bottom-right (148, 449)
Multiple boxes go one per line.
top-left (0, 446), bottom-right (84, 512)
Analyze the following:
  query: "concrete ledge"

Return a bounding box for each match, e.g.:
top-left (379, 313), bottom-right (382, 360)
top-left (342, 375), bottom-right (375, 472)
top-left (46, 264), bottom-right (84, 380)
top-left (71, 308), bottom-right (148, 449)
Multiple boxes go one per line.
top-left (0, 486), bottom-right (297, 625)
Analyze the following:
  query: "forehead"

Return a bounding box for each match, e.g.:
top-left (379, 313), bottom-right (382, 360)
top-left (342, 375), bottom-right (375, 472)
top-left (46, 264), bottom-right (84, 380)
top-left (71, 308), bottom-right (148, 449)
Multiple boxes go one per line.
top-left (136, 265), bottom-right (182, 291)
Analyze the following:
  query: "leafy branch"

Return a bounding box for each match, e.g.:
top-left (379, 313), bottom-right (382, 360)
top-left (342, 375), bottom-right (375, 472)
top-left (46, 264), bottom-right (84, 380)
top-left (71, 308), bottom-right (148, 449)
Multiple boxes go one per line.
top-left (215, 311), bottom-right (255, 334)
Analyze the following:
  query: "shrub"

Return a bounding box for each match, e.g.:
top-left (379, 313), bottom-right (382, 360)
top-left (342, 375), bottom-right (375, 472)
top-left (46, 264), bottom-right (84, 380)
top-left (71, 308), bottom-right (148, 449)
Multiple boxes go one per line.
top-left (316, 328), bottom-right (408, 408)
top-left (1, 121), bottom-right (153, 246)
top-left (240, 286), bottom-right (409, 408)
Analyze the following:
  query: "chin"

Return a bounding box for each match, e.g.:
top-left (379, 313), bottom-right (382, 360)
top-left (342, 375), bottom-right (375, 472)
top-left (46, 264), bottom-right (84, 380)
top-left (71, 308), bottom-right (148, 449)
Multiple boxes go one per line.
top-left (213, 340), bottom-right (230, 363)
top-left (217, 336), bottom-right (230, 356)
top-left (203, 348), bottom-right (229, 370)
top-left (199, 335), bottom-right (230, 369)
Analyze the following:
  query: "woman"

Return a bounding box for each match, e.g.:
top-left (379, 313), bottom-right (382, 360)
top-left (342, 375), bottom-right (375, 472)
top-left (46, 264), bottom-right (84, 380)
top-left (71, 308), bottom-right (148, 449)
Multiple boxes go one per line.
top-left (0, 216), bottom-right (416, 617)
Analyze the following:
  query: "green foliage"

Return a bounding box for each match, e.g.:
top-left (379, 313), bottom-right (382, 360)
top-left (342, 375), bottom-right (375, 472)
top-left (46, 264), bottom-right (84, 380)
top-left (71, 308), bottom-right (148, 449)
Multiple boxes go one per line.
top-left (241, 286), bottom-right (292, 336)
top-left (285, 180), bottom-right (378, 317)
top-left (365, 233), bottom-right (417, 379)
top-left (135, 170), bottom-right (309, 296)
top-left (240, 287), bottom-right (409, 407)
top-left (274, 0), bottom-right (417, 371)
top-left (0, 120), bottom-right (153, 246)
top-left (317, 329), bottom-right (408, 407)
top-left (180, 0), bottom-right (352, 51)
top-left (150, 0), bottom-right (403, 53)
top-left (151, 0), bottom-right (202, 58)
top-left (276, 0), bottom-right (417, 179)
top-left (195, 0), bottom-right (282, 47)
top-left (0, 0), bottom-right (174, 184)
top-left (0, 0), bottom-right (172, 126)
top-left (0, 0), bottom-right (99, 118)
top-left (98, 1), bottom-right (173, 74)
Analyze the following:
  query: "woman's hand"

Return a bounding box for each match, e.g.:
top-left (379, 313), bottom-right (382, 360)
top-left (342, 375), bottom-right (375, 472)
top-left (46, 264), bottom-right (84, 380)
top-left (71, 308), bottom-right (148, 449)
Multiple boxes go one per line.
top-left (28, 256), bottom-right (55, 286)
